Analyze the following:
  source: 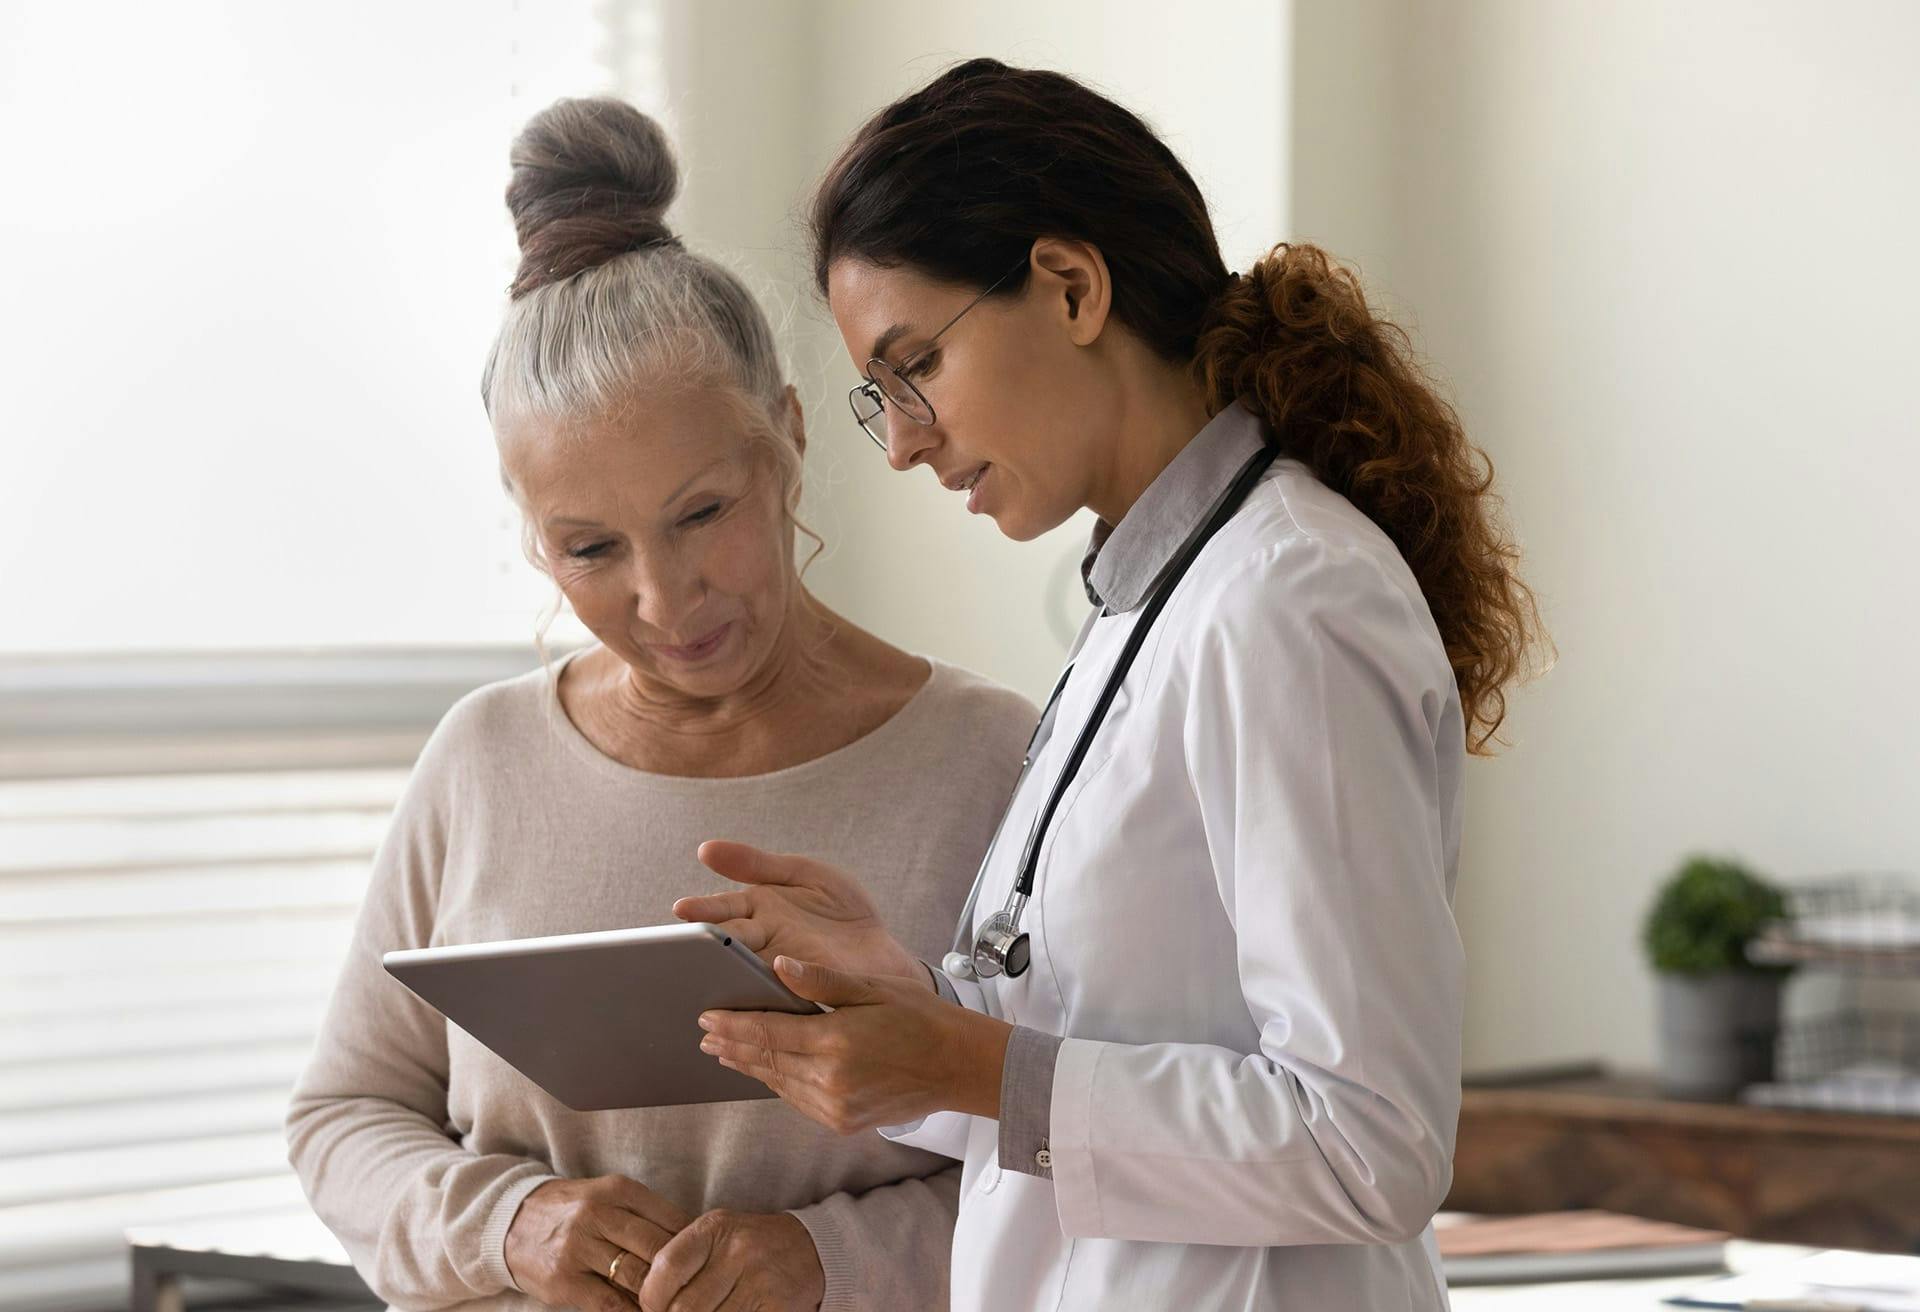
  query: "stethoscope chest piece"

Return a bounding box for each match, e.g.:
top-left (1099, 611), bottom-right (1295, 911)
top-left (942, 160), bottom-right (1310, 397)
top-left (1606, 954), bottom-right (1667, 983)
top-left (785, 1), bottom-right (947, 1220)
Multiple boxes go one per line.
top-left (942, 905), bottom-right (1031, 981)
top-left (973, 909), bottom-right (1031, 979)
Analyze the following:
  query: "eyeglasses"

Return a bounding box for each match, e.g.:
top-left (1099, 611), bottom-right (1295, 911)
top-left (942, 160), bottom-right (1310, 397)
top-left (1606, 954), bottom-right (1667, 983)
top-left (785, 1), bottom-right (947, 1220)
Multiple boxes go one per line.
top-left (847, 256), bottom-right (1028, 450)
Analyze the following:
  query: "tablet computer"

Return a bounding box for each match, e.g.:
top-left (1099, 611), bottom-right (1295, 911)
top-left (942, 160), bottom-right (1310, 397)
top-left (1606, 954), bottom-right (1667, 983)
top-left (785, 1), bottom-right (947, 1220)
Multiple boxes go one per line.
top-left (382, 922), bottom-right (823, 1111)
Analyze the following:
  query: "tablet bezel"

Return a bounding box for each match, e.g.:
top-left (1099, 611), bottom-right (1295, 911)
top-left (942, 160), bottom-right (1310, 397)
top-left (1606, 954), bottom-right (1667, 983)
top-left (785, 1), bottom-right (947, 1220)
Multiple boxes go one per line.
top-left (382, 922), bottom-right (823, 1110)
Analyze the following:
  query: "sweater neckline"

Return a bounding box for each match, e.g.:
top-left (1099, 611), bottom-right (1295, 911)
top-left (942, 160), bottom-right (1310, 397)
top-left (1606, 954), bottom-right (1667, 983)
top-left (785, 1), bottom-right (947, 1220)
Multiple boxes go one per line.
top-left (540, 644), bottom-right (947, 792)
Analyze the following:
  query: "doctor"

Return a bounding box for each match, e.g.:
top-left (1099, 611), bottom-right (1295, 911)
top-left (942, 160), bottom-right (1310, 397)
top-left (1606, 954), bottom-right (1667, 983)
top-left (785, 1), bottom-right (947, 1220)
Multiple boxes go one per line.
top-left (672, 58), bottom-right (1545, 1312)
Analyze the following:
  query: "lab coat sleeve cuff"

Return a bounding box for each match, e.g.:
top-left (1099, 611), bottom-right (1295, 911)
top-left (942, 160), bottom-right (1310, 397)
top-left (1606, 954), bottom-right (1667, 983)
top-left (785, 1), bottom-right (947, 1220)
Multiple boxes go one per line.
top-left (996, 1026), bottom-right (1062, 1178)
top-left (877, 1109), bottom-right (974, 1161)
top-left (922, 958), bottom-right (960, 1005)
top-left (930, 964), bottom-right (991, 1017)
top-left (1047, 1037), bottom-right (1108, 1238)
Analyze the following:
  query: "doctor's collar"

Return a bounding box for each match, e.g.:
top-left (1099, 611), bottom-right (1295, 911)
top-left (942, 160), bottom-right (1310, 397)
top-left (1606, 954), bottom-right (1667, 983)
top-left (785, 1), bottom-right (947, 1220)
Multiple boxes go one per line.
top-left (1079, 397), bottom-right (1270, 614)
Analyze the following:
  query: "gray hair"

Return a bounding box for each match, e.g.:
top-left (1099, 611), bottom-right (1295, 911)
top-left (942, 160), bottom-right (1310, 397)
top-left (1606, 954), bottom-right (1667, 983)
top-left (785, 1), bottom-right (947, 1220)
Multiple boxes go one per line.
top-left (479, 98), bottom-right (820, 672)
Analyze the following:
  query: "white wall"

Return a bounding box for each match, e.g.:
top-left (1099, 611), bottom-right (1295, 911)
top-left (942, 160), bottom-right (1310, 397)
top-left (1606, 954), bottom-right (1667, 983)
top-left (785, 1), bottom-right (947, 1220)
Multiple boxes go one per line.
top-left (0, 1), bottom-right (621, 655)
top-left (655, 0), bottom-right (1291, 704)
top-left (0, 0), bottom-right (1285, 699)
top-left (1292, 0), bottom-right (1920, 1072)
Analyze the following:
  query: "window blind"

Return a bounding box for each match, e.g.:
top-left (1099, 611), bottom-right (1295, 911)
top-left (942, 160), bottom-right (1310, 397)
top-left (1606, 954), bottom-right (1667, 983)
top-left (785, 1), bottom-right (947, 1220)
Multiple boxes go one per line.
top-left (0, 646), bottom-right (561, 1312)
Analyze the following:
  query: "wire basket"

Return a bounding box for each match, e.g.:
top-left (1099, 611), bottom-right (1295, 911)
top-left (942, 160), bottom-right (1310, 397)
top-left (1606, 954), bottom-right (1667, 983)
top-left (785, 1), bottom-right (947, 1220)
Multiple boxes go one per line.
top-left (1746, 872), bottom-right (1920, 975)
top-left (1742, 1008), bottom-right (1920, 1115)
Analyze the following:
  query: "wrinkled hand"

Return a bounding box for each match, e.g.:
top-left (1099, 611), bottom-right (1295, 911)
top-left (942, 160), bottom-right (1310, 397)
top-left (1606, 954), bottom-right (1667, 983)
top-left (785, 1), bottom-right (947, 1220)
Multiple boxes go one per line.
top-left (503, 1174), bottom-right (692, 1312)
top-left (637, 1208), bottom-right (824, 1312)
top-left (675, 842), bottom-right (927, 985)
top-left (697, 956), bottom-right (1011, 1135)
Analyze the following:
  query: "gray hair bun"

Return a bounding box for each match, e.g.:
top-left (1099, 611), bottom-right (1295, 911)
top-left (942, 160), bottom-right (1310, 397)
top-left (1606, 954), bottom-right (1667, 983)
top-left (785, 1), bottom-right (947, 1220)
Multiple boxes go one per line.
top-left (505, 97), bottom-right (682, 299)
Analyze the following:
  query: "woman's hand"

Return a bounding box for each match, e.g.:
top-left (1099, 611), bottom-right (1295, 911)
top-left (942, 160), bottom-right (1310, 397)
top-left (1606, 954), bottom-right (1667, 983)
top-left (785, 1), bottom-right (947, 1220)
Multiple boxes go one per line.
top-left (637, 1208), bottom-right (824, 1312)
top-left (503, 1174), bottom-right (691, 1312)
top-left (696, 956), bottom-right (1012, 1134)
top-left (675, 841), bottom-right (928, 985)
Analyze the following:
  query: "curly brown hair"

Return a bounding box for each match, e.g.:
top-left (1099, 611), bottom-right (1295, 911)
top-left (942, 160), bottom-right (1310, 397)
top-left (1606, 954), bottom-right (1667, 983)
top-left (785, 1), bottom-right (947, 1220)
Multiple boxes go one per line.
top-left (811, 58), bottom-right (1549, 753)
top-left (1195, 244), bottom-right (1550, 752)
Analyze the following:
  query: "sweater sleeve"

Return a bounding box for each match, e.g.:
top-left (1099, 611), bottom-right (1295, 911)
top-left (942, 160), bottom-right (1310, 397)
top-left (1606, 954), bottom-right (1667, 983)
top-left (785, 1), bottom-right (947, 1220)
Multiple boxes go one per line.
top-left (786, 1165), bottom-right (961, 1312)
top-left (284, 711), bottom-right (560, 1309)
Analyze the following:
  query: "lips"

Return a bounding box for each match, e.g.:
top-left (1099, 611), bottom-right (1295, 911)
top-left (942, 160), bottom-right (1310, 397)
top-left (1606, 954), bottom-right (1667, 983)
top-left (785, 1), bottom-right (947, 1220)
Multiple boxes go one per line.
top-left (965, 464), bottom-right (992, 514)
top-left (941, 463), bottom-right (990, 493)
top-left (652, 622), bottom-right (731, 662)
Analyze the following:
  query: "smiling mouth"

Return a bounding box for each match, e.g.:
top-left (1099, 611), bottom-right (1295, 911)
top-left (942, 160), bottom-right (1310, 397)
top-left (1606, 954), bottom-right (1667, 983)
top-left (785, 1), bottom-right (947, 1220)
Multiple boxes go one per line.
top-left (652, 623), bottom-right (730, 661)
top-left (945, 464), bottom-right (990, 493)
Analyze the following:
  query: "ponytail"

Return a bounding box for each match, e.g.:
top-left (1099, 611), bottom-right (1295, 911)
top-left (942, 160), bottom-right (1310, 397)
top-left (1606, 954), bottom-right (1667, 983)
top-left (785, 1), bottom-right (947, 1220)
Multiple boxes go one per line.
top-left (1194, 243), bottom-right (1551, 754)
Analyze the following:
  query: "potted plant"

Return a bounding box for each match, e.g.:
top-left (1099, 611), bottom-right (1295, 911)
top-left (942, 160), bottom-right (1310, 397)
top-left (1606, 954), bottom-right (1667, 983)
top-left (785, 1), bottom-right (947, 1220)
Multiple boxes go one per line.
top-left (1642, 854), bottom-right (1792, 1099)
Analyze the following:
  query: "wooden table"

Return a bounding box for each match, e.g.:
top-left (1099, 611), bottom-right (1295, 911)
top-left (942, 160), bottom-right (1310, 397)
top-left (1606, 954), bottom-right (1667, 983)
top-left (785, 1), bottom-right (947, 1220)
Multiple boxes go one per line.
top-left (1449, 1066), bottom-right (1920, 1253)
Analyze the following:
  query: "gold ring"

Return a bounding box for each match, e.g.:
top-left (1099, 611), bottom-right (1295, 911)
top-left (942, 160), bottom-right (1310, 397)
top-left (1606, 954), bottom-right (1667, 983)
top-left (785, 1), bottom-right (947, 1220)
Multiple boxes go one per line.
top-left (608, 1251), bottom-right (626, 1284)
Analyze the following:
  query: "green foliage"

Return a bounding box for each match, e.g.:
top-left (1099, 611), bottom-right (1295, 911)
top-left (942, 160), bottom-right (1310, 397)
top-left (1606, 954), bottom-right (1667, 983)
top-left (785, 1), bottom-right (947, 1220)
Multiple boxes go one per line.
top-left (1641, 854), bottom-right (1788, 975)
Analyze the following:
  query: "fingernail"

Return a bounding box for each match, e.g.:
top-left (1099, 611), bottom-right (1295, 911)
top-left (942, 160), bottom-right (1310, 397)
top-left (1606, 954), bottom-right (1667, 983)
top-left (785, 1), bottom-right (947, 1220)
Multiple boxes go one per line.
top-left (697, 1015), bottom-right (715, 1031)
top-left (699, 1037), bottom-right (716, 1053)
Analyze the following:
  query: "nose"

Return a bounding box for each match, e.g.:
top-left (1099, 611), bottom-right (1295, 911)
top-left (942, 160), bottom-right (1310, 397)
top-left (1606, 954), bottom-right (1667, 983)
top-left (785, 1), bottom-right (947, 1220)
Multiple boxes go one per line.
top-left (627, 548), bottom-right (705, 636)
top-left (883, 405), bottom-right (939, 473)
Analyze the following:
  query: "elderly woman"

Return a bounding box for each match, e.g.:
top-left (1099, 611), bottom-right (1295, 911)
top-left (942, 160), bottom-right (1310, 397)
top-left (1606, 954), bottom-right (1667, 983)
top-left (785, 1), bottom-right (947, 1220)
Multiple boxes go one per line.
top-left (284, 98), bottom-right (1035, 1312)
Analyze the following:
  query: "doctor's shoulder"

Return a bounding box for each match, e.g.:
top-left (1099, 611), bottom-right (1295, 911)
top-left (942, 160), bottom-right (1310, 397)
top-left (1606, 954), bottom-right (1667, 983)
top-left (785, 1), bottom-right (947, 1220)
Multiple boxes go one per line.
top-left (1177, 463), bottom-right (1455, 695)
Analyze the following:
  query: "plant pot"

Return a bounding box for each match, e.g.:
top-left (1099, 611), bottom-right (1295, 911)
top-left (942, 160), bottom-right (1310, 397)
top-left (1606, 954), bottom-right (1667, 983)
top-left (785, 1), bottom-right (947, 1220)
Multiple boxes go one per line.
top-left (1655, 970), bottom-right (1783, 1100)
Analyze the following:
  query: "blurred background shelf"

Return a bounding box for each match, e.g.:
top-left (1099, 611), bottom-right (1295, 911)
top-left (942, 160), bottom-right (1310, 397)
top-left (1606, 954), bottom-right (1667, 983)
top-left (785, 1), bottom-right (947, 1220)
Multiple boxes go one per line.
top-left (1450, 1063), bottom-right (1920, 1255)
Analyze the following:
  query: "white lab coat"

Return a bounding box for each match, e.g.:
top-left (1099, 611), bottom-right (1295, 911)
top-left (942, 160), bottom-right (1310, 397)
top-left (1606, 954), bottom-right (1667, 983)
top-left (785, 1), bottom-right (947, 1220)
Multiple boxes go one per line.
top-left (882, 456), bottom-right (1465, 1310)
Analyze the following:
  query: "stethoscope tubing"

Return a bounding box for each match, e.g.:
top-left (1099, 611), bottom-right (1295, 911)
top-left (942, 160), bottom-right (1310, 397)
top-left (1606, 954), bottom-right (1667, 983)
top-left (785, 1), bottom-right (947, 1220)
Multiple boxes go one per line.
top-left (945, 441), bottom-right (1279, 981)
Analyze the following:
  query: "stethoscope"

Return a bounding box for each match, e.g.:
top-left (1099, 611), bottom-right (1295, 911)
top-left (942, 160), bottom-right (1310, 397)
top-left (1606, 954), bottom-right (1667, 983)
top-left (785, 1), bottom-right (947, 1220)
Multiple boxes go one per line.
top-left (943, 441), bottom-right (1279, 981)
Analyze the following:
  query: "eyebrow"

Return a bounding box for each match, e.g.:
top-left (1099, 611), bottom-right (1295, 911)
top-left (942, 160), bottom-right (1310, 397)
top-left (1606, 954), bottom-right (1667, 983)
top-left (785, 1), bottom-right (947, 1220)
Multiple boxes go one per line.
top-left (542, 457), bottom-right (732, 527)
top-left (867, 323), bottom-right (912, 365)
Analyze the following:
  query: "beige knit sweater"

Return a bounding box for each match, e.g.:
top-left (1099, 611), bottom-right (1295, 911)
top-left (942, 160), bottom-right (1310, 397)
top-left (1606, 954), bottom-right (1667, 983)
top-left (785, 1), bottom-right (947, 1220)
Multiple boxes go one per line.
top-left (285, 648), bottom-right (1036, 1311)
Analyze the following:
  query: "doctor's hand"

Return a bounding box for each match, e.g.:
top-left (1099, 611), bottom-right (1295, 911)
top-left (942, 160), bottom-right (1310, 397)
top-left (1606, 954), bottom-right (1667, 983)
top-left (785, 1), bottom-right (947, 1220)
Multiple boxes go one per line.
top-left (636, 1208), bottom-right (824, 1312)
top-left (696, 956), bottom-right (1013, 1135)
top-left (502, 1174), bottom-right (691, 1312)
top-left (674, 841), bottom-right (928, 986)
